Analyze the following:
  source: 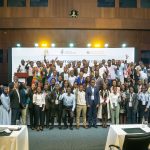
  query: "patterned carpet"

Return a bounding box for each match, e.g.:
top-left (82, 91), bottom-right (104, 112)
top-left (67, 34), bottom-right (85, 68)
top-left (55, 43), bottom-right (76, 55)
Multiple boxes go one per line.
top-left (29, 126), bottom-right (109, 150)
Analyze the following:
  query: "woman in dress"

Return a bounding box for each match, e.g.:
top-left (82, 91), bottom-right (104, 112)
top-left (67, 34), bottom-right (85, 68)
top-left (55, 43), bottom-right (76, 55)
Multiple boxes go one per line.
top-left (0, 86), bottom-right (11, 125)
top-left (119, 84), bottom-right (127, 124)
top-left (97, 84), bottom-right (110, 128)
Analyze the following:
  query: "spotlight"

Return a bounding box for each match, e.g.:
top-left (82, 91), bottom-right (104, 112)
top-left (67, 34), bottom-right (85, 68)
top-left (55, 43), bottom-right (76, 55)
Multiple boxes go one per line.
top-left (94, 44), bottom-right (100, 48)
top-left (41, 43), bottom-right (47, 47)
top-left (87, 43), bottom-right (91, 48)
top-left (34, 43), bottom-right (39, 47)
top-left (104, 43), bottom-right (109, 48)
top-left (122, 43), bottom-right (127, 48)
top-left (51, 43), bottom-right (56, 48)
top-left (16, 43), bottom-right (21, 47)
top-left (69, 43), bottom-right (74, 47)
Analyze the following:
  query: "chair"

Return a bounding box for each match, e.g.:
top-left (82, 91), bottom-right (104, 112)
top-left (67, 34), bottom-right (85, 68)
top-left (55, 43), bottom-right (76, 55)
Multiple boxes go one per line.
top-left (109, 133), bottom-right (150, 150)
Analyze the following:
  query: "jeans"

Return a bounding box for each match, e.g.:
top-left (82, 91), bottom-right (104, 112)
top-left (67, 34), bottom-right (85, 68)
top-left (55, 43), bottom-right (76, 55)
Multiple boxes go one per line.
top-left (29, 106), bottom-right (35, 128)
top-left (127, 107), bottom-right (137, 124)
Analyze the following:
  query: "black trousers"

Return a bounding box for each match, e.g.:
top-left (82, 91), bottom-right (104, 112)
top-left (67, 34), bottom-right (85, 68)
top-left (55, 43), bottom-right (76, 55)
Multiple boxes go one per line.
top-left (11, 108), bottom-right (21, 125)
top-left (27, 76), bottom-right (33, 86)
top-left (62, 106), bottom-right (73, 127)
top-left (45, 108), bottom-right (50, 126)
top-left (34, 105), bottom-right (45, 128)
top-left (49, 104), bottom-right (63, 126)
top-left (29, 106), bottom-right (35, 128)
top-left (139, 105), bottom-right (149, 123)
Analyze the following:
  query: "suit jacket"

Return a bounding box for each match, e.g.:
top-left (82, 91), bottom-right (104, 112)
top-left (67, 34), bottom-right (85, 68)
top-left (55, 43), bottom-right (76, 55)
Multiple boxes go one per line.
top-left (45, 92), bottom-right (51, 110)
top-left (20, 89), bottom-right (27, 108)
top-left (85, 86), bottom-right (100, 106)
top-left (126, 92), bottom-right (138, 112)
top-left (9, 89), bottom-right (20, 109)
top-left (75, 77), bottom-right (85, 85)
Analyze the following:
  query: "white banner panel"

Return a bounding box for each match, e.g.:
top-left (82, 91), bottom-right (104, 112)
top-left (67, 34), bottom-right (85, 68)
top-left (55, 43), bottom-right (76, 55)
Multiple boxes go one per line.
top-left (11, 47), bottom-right (135, 80)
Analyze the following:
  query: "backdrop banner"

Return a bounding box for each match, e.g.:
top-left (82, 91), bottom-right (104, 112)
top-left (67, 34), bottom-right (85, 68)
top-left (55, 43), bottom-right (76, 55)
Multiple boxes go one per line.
top-left (11, 47), bottom-right (135, 80)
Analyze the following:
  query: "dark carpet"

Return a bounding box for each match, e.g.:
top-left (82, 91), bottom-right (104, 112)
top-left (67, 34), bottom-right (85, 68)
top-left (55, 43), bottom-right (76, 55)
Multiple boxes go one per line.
top-left (29, 126), bottom-right (109, 150)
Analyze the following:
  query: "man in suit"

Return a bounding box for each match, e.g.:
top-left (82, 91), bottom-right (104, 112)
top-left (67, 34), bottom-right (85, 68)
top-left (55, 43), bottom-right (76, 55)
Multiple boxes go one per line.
top-left (43, 83), bottom-right (51, 128)
top-left (8, 75), bottom-right (19, 91)
top-left (86, 78), bottom-right (100, 128)
top-left (75, 71), bottom-right (85, 85)
top-left (9, 82), bottom-right (21, 125)
top-left (126, 86), bottom-right (138, 124)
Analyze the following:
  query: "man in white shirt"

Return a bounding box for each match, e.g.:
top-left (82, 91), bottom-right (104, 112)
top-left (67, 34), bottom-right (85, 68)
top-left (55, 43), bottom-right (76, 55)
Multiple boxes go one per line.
top-left (17, 59), bottom-right (27, 73)
top-left (61, 87), bottom-right (75, 130)
top-left (116, 61), bottom-right (125, 84)
top-left (107, 60), bottom-right (117, 86)
top-left (76, 85), bottom-right (87, 129)
top-left (99, 63), bottom-right (107, 78)
top-left (56, 61), bottom-right (64, 74)
top-left (138, 85), bottom-right (149, 123)
top-left (68, 70), bottom-right (76, 87)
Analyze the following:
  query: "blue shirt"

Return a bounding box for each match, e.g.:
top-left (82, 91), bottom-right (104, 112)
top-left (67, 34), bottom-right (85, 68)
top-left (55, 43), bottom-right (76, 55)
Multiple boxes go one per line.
top-left (60, 93), bottom-right (76, 111)
top-left (138, 92), bottom-right (150, 108)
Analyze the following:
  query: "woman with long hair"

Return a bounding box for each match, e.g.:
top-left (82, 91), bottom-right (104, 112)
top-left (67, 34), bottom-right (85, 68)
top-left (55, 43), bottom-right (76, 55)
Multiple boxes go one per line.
top-left (97, 84), bottom-right (110, 128)
top-left (33, 86), bottom-right (45, 131)
top-left (0, 86), bottom-right (11, 125)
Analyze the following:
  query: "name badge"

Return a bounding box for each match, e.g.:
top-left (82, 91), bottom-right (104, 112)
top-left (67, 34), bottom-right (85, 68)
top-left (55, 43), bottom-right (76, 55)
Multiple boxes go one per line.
top-left (113, 103), bottom-right (117, 108)
top-left (142, 101), bottom-right (146, 105)
top-left (55, 100), bottom-right (59, 105)
top-left (64, 74), bottom-right (68, 80)
top-left (91, 95), bottom-right (94, 100)
top-left (37, 72), bottom-right (40, 76)
top-left (119, 71), bottom-right (122, 76)
top-left (129, 102), bottom-right (132, 107)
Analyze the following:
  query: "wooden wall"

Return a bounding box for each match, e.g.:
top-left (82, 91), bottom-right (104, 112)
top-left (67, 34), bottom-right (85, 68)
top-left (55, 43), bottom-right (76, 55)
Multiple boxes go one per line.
top-left (0, 0), bottom-right (150, 84)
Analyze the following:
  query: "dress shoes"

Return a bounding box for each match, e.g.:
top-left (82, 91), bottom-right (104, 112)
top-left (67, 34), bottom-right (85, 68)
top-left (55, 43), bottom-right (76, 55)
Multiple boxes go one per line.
top-left (76, 126), bottom-right (80, 129)
top-left (70, 126), bottom-right (73, 130)
top-left (36, 127), bottom-right (40, 131)
top-left (49, 126), bottom-right (54, 130)
top-left (83, 125), bottom-right (88, 129)
top-left (93, 125), bottom-right (98, 128)
top-left (63, 126), bottom-right (68, 129)
top-left (58, 125), bottom-right (62, 129)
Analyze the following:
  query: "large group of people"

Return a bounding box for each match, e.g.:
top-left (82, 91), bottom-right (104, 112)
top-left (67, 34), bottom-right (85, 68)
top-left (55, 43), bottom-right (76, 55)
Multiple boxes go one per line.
top-left (0, 57), bottom-right (150, 131)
